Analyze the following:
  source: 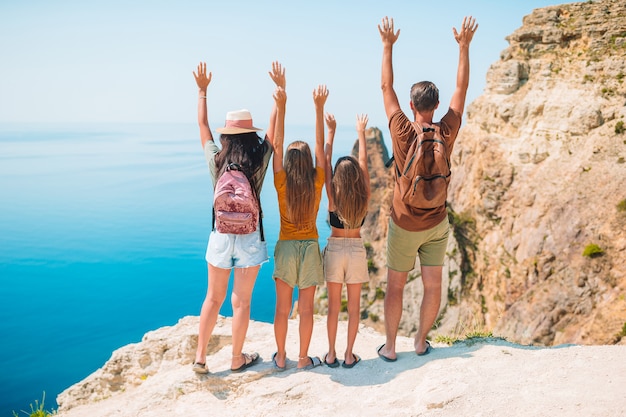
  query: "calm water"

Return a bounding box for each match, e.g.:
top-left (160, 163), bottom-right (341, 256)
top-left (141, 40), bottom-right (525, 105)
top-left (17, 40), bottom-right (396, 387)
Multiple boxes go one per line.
top-left (0, 123), bottom-right (362, 416)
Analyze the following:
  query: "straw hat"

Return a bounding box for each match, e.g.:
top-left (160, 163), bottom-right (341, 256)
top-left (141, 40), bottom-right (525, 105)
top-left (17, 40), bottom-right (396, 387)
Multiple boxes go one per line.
top-left (216, 109), bottom-right (262, 134)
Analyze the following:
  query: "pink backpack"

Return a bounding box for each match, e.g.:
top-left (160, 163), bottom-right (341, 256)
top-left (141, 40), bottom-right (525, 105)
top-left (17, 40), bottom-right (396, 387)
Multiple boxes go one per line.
top-left (212, 163), bottom-right (260, 235)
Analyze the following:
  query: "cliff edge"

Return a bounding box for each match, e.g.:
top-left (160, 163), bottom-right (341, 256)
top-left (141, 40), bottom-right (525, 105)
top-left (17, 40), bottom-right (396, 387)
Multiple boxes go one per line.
top-left (55, 316), bottom-right (626, 417)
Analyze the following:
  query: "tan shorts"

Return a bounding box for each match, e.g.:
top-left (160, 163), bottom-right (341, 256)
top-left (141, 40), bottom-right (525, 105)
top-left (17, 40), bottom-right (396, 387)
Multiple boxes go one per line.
top-left (323, 237), bottom-right (369, 284)
top-left (387, 217), bottom-right (450, 272)
top-left (273, 239), bottom-right (323, 289)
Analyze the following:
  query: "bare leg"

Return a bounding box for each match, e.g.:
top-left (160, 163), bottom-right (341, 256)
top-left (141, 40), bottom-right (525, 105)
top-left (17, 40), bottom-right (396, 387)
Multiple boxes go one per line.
top-left (379, 268), bottom-right (409, 360)
top-left (325, 282), bottom-right (342, 364)
top-left (195, 263), bottom-right (231, 364)
top-left (230, 265), bottom-right (260, 369)
top-left (344, 282), bottom-right (362, 365)
top-left (273, 278), bottom-right (293, 369)
top-left (414, 265), bottom-right (442, 354)
top-left (297, 285), bottom-right (317, 368)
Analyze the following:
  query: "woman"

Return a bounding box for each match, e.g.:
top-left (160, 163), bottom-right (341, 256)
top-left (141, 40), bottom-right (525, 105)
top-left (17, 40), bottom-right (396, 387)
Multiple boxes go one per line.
top-left (192, 62), bottom-right (275, 374)
top-left (270, 62), bottom-right (327, 371)
top-left (323, 113), bottom-right (370, 369)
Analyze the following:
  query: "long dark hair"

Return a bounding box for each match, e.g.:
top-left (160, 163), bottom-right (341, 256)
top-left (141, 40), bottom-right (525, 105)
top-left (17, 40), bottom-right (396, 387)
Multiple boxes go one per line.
top-left (214, 132), bottom-right (269, 199)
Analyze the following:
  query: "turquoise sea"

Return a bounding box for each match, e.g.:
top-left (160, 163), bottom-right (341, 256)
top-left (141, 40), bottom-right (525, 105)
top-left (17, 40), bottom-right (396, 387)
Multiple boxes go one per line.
top-left (0, 123), bottom-right (362, 416)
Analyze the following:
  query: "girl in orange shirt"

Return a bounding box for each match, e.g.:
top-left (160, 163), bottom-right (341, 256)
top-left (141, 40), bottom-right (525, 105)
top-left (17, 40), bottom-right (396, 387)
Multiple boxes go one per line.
top-left (270, 62), bottom-right (326, 370)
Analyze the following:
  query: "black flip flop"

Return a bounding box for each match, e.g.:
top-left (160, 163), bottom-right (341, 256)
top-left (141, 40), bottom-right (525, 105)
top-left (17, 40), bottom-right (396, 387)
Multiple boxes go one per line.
top-left (417, 341), bottom-right (432, 356)
top-left (342, 354), bottom-right (361, 369)
top-left (323, 353), bottom-right (340, 368)
top-left (377, 344), bottom-right (397, 362)
top-left (272, 352), bottom-right (286, 371)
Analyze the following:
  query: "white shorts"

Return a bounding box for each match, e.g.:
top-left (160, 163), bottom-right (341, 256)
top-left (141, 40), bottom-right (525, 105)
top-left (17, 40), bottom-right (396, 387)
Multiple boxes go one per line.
top-left (205, 227), bottom-right (268, 269)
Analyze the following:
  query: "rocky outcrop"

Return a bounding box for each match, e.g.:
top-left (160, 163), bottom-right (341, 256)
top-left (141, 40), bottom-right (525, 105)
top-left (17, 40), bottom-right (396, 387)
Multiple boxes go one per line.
top-left (443, 0), bottom-right (626, 345)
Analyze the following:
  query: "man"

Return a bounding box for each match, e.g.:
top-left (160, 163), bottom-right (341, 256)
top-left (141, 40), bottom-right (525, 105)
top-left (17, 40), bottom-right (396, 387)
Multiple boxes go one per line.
top-left (377, 16), bottom-right (478, 361)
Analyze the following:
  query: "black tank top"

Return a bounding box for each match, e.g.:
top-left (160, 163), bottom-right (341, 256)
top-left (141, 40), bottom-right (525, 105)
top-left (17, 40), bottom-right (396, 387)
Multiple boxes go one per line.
top-left (329, 211), bottom-right (365, 229)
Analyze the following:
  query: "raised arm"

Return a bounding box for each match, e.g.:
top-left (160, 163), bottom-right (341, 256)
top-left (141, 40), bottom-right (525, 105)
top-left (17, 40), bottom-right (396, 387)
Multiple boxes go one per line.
top-left (266, 61), bottom-right (286, 148)
top-left (324, 113), bottom-right (336, 206)
top-left (449, 16), bottom-right (478, 116)
top-left (356, 114), bottom-right (370, 197)
top-left (272, 87), bottom-right (287, 174)
top-left (193, 62), bottom-right (213, 148)
top-left (313, 85), bottom-right (329, 169)
top-left (378, 17), bottom-right (401, 119)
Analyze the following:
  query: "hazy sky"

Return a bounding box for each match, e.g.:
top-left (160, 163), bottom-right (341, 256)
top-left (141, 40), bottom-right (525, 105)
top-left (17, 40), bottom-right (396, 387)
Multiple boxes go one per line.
top-left (0, 0), bottom-right (565, 129)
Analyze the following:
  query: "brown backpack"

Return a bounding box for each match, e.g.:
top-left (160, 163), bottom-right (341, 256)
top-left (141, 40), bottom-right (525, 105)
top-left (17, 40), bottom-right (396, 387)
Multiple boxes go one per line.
top-left (395, 124), bottom-right (451, 209)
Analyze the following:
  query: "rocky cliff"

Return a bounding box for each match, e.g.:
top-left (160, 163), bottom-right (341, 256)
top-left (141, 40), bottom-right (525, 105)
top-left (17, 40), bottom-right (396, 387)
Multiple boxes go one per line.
top-left (443, 0), bottom-right (626, 345)
top-left (324, 0), bottom-right (626, 347)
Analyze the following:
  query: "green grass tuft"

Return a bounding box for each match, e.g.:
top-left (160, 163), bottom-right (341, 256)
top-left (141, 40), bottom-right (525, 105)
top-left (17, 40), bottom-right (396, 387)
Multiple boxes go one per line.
top-left (466, 330), bottom-right (494, 339)
top-left (434, 334), bottom-right (456, 345)
top-left (12, 393), bottom-right (54, 417)
top-left (582, 243), bottom-right (604, 258)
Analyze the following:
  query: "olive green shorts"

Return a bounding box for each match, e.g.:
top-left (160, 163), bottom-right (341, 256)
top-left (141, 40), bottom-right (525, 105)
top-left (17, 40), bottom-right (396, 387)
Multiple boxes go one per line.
top-left (387, 217), bottom-right (450, 272)
top-left (273, 239), bottom-right (324, 289)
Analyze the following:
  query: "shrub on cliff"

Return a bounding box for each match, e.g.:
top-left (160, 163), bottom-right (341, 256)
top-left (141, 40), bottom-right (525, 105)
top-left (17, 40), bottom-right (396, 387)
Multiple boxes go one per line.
top-left (12, 393), bottom-right (53, 417)
top-left (582, 243), bottom-right (604, 258)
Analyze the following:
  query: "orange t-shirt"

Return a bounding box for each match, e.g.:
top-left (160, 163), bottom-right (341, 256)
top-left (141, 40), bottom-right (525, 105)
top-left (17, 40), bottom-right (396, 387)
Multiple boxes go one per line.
top-left (274, 166), bottom-right (325, 240)
top-left (388, 108), bottom-right (461, 232)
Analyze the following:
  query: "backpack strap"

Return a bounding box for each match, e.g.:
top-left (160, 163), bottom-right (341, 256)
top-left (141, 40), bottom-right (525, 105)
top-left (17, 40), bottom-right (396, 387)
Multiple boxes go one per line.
top-left (386, 122), bottom-right (433, 170)
top-left (413, 121), bottom-right (437, 136)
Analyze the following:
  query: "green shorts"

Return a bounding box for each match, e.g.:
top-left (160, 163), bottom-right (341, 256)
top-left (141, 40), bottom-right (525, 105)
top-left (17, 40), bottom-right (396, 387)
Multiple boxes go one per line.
top-left (273, 239), bottom-right (324, 289)
top-left (387, 217), bottom-right (450, 272)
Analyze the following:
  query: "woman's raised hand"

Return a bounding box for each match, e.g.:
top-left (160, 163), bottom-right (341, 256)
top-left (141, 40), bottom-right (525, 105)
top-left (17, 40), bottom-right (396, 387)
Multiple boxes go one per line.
top-left (325, 113), bottom-right (336, 132)
top-left (356, 113), bottom-right (369, 132)
top-left (269, 61), bottom-right (286, 89)
top-left (193, 62), bottom-right (212, 91)
top-left (273, 86), bottom-right (287, 107)
top-left (313, 84), bottom-right (329, 108)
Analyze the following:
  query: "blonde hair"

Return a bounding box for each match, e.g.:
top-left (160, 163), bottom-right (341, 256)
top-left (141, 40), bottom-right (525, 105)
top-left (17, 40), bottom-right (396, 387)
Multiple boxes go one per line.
top-left (284, 141), bottom-right (316, 227)
top-left (332, 156), bottom-right (368, 229)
